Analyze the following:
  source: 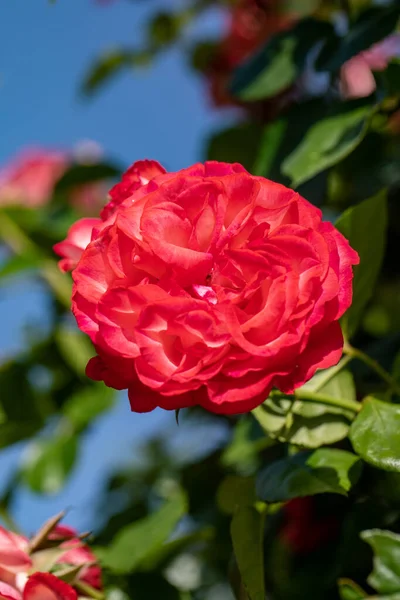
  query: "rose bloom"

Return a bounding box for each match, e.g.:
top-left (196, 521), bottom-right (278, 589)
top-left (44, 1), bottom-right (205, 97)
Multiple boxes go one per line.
top-left (55, 159), bottom-right (358, 415)
top-left (0, 519), bottom-right (101, 600)
top-left (341, 33), bottom-right (400, 99)
top-left (0, 149), bottom-right (67, 208)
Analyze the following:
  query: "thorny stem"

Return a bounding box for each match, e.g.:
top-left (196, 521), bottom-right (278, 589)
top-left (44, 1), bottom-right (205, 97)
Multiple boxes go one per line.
top-left (344, 343), bottom-right (400, 397)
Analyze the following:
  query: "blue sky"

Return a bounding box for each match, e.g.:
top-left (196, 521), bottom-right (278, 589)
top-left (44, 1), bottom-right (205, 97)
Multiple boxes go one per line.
top-left (0, 0), bottom-right (230, 535)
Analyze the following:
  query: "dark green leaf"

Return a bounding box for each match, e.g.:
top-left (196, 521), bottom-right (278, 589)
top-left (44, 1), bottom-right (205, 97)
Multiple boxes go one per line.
top-left (0, 253), bottom-right (41, 281)
top-left (21, 432), bottom-right (78, 494)
top-left (257, 449), bottom-right (362, 502)
top-left (317, 4), bottom-right (400, 72)
top-left (338, 579), bottom-right (368, 600)
top-left (0, 362), bottom-right (41, 423)
top-left (82, 50), bottom-right (152, 96)
top-left (336, 191), bottom-right (388, 338)
top-left (190, 40), bottom-right (218, 73)
top-left (206, 123), bottom-right (266, 172)
top-left (148, 12), bottom-right (182, 47)
top-left (63, 384), bottom-right (115, 432)
top-left (231, 507), bottom-right (265, 600)
top-left (100, 488), bottom-right (187, 574)
top-left (140, 527), bottom-right (214, 571)
top-left (55, 326), bottom-right (95, 377)
top-left (350, 397), bottom-right (400, 472)
top-left (252, 119), bottom-right (287, 177)
top-left (221, 418), bottom-right (273, 472)
top-left (361, 529), bottom-right (400, 595)
top-left (217, 476), bottom-right (256, 515)
top-left (282, 104), bottom-right (372, 187)
top-left (54, 163), bottom-right (121, 193)
top-left (230, 19), bottom-right (335, 101)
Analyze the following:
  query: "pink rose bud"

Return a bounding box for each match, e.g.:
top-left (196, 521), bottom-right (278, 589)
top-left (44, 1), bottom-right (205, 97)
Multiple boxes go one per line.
top-left (341, 34), bottom-right (400, 99)
top-left (0, 515), bottom-right (101, 600)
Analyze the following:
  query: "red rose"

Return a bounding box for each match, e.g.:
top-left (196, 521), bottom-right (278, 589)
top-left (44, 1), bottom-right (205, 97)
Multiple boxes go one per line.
top-left (60, 160), bottom-right (358, 415)
top-left (207, 0), bottom-right (293, 108)
top-left (54, 218), bottom-right (102, 273)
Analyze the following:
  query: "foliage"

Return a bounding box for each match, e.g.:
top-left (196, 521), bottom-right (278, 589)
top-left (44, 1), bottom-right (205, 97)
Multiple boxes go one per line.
top-left (2, 0), bottom-right (400, 599)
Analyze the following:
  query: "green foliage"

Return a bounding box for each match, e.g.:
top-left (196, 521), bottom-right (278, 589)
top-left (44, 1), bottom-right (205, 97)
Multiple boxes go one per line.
top-left (21, 431), bottom-right (78, 494)
top-left (4, 1), bottom-right (400, 599)
top-left (282, 104), bottom-right (373, 188)
top-left (256, 449), bottom-right (362, 502)
top-left (99, 487), bottom-right (187, 574)
top-left (350, 396), bottom-right (400, 472)
top-left (230, 19), bottom-right (335, 102)
top-left (361, 529), bottom-right (400, 595)
top-left (336, 191), bottom-right (388, 339)
top-left (317, 4), bottom-right (400, 72)
top-left (231, 506), bottom-right (266, 600)
top-left (253, 366), bottom-right (357, 448)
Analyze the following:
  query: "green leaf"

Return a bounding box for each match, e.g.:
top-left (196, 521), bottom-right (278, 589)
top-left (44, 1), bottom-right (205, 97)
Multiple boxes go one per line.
top-left (148, 12), bottom-right (182, 47)
top-left (350, 397), bottom-right (400, 472)
top-left (0, 253), bottom-right (41, 281)
top-left (55, 326), bottom-right (95, 377)
top-left (317, 4), bottom-right (400, 72)
top-left (100, 488), bottom-right (187, 574)
top-left (257, 449), bottom-right (362, 502)
top-left (230, 18), bottom-right (335, 102)
top-left (282, 104), bottom-right (372, 187)
top-left (54, 163), bottom-right (121, 193)
top-left (252, 119), bottom-right (287, 177)
top-left (253, 367), bottom-right (356, 448)
top-left (217, 476), bottom-right (256, 515)
top-left (206, 123), bottom-right (266, 173)
top-left (21, 432), bottom-right (78, 494)
top-left (361, 529), bottom-right (400, 595)
top-left (221, 418), bottom-right (273, 472)
top-left (336, 191), bottom-right (388, 339)
top-left (280, 0), bottom-right (320, 16)
top-left (82, 50), bottom-right (152, 96)
top-left (338, 579), bottom-right (368, 600)
top-left (231, 507), bottom-right (265, 600)
top-left (140, 527), bottom-right (214, 571)
top-left (63, 384), bottom-right (115, 432)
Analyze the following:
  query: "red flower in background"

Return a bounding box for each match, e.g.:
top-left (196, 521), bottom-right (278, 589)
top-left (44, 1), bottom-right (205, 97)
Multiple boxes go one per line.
top-left (207, 0), bottom-right (292, 108)
top-left (280, 497), bottom-right (340, 554)
top-left (56, 159), bottom-right (358, 415)
top-left (0, 518), bottom-right (101, 600)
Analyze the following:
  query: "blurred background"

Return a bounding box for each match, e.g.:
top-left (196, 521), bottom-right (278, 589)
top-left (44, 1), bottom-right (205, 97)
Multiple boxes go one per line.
top-left (1, 1), bottom-right (400, 599)
top-left (0, 0), bottom-right (228, 534)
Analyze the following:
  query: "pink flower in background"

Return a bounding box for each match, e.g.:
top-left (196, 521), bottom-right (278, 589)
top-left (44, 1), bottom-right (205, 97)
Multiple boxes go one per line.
top-left (0, 149), bottom-right (67, 208)
top-left (0, 518), bottom-right (102, 600)
top-left (57, 159), bottom-right (359, 415)
top-left (0, 144), bottom-right (110, 215)
top-left (341, 34), bottom-right (400, 99)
